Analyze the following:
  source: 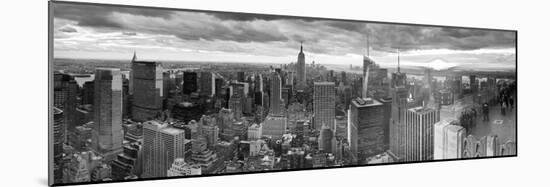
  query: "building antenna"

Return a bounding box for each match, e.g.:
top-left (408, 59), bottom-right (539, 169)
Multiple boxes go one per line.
top-left (397, 48), bottom-right (400, 73)
top-left (366, 24), bottom-right (370, 57)
top-left (366, 32), bottom-right (370, 57)
top-left (132, 50), bottom-right (137, 62)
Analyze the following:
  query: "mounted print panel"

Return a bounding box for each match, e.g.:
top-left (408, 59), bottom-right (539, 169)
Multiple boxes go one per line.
top-left (49, 1), bottom-right (517, 186)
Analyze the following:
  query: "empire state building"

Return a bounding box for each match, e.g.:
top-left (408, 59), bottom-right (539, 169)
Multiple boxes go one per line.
top-left (296, 42), bottom-right (306, 91)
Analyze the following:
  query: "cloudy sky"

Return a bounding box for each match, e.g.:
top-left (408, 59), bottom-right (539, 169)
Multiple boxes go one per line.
top-left (53, 3), bottom-right (516, 70)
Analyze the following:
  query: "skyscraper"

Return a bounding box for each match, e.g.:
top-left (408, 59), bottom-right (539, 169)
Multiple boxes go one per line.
top-left (92, 68), bottom-right (123, 161)
top-left (183, 72), bottom-right (198, 95)
top-left (199, 72), bottom-right (215, 97)
top-left (402, 106), bottom-right (440, 161)
top-left (200, 115), bottom-right (219, 149)
top-left (254, 74), bottom-right (263, 93)
top-left (52, 107), bottom-right (64, 184)
top-left (296, 42), bottom-right (306, 91)
top-left (228, 96), bottom-right (243, 119)
top-left (131, 57), bottom-right (164, 122)
top-left (162, 72), bottom-right (171, 100)
top-left (313, 82), bottom-right (335, 130)
top-left (237, 72), bottom-right (246, 82)
top-left (379, 97), bottom-right (392, 152)
top-left (340, 71), bottom-right (347, 85)
top-left (349, 97), bottom-right (385, 160)
top-left (390, 49), bottom-right (407, 88)
top-left (54, 72), bottom-right (78, 131)
top-left (215, 77), bottom-right (224, 98)
top-left (319, 123), bottom-right (334, 153)
top-left (142, 121), bottom-right (186, 178)
top-left (82, 81), bottom-right (94, 105)
top-left (362, 33), bottom-right (375, 99)
top-left (389, 86), bottom-right (410, 160)
top-left (389, 51), bottom-right (411, 160)
top-left (434, 119), bottom-right (466, 160)
top-left (270, 72), bottom-right (283, 116)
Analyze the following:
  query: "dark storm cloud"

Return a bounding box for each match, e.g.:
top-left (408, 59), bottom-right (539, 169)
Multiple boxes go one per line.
top-left (54, 3), bottom-right (289, 43)
top-left (208, 12), bottom-right (317, 22)
top-left (53, 3), bottom-right (174, 28)
top-left (209, 13), bottom-right (282, 21)
top-left (53, 2), bottom-right (515, 56)
top-left (362, 24), bottom-right (515, 51)
top-left (171, 21), bottom-right (289, 43)
top-left (440, 28), bottom-right (487, 38)
top-left (324, 21), bottom-right (368, 33)
top-left (59, 26), bottom-right (77, 33)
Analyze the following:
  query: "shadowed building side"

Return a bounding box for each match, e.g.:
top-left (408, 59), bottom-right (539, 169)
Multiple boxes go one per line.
top-left (131, 57), bottom-right (164, 122)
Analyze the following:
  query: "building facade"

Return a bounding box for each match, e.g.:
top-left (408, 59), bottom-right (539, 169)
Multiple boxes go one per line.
top-left (199, 72), bottom-right (215, 97)
top-left (166, 158), bottom-right (201, 176)
top-left (53, 107), bottom-right (65, 183)
top-left (183, 72), bottom-right (198, 95)
top-left (131, 60), bottom-right (164, 122)
top-left (313, 82), bottom-right (335, 130)
top-left (270, 72), bottom-right (283, 116)
top-left (349, 97), bottom-right (385, 160)
top-left (262, 115), bottom-right (287, 139)
top-left (402, 107), bottom-right (440, 162)
top-left (142, 121), bottom-right (186, 178)
top-left (92, 68), bottom-right (124, 161)
top-left (433, 119), bottom-right (466, 160)
top-left (247, 123), bottom-right (263, 140)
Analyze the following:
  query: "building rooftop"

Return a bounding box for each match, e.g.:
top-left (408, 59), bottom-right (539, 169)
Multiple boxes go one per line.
top-left (161, 127), bottom-right (186, 135)
top-left (446, 124), bottom-right (464, 132)
top-left (314, 82), bottom-right (335, 86)
top-left (133, 61), bottom-right (161, 66)
top-left (249, 123), bottom-right (261, 129)
top-left (95, 67), bottom-right (121, 71)
top-left (408, 106), bottom-right (436, 114)
top-left (143, 120), bottom-right (168, 130)
top-left (351, 97), bottom-right (382, 107)
top-left (435, 119), bottom-right (463, 131)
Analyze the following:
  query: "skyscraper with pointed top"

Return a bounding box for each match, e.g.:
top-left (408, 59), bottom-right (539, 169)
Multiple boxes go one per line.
top-left (129, 51), bottom-right (137, 95)
top-left (296, 42), bottom-right (306, 91)
top-left (391, 49), bottom-right (407, 88)
top-left (130, 51), bottom-right (164, 122)
top-left (348, 28), bottom-right (390, 161)
top-left (389, 49), bottom-right (411, 161)
top-left (363, 32), bottom-right (375, 99)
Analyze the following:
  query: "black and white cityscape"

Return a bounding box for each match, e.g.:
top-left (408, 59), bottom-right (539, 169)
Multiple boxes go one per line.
top-left (50, 2), bottom-right (517, 185)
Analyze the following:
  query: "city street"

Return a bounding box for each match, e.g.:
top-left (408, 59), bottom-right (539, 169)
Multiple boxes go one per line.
top-left (470, 94), bottom-right (516, 143)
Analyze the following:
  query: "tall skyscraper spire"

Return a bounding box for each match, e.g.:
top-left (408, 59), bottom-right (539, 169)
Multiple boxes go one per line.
top-left (296, 41), bottom-right (306, 90)
top-left (362, 65), bottom-right (370, 99)
top-left (362, 26), bottom-right (372, 99)
top-left (397, 49), bottom-right (400, 73)
top-left (366, 31), bottom-right (370, 57)
top-left (132, 50), bottom-right (137, 62)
